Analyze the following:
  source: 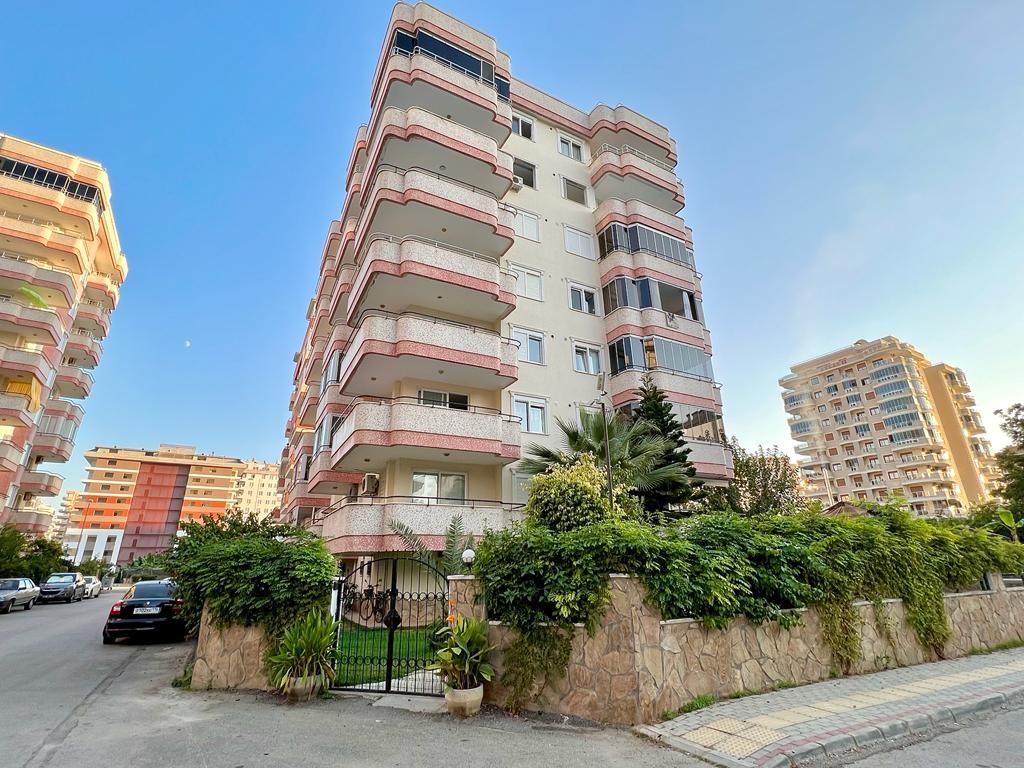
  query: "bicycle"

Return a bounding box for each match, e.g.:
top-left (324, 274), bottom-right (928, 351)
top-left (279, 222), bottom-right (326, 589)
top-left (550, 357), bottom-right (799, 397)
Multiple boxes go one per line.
top-left (358, 583), bottom-right (390, 623)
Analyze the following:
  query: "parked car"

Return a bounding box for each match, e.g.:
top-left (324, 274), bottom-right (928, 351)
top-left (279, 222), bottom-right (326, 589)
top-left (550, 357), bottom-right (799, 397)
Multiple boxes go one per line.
top-left (82, 576), bottom-right (104, 598)
top-left (38, 572), bottom-right (86, 604)
top-left (0, 578), bottom-right (39, 613)
top-left (103, 580), bottom-right (185, 644)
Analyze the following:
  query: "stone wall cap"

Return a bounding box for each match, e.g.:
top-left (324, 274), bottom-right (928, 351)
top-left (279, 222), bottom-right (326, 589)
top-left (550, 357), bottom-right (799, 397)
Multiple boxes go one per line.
top-left (448, 575), bottom-right (478, 581)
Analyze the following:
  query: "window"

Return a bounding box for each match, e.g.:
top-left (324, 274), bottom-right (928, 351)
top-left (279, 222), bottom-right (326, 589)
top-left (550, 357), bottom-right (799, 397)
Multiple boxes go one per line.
top-left (509, 264), bottom-right (543, 300)
top-left (512, 472), bottom-right (531, 505)
top-left (563, 226), bottom-right (595, 259)
top-left (513, 158), bottom-right (536, 188)
top-left (412, 472), bottom-right (466, 502)
top-left (573, 343), bottom-right (601, 374)
top-left (513, 210), bottom-right (540, 241)
top-left (568, 284), bottom-right (598, 315)
top-left (512, 395), bottom-right (547, 433)
top-left (562, 178), bottom-right (587, 205)
top-left (597, 222), bottom-right (693, 267)
top-left (511, 115), bottom-right (533, 139)
top-left (512, 327), bottom-right (544, 364)
top-left (558, 136), bottom-right (583, 161)
top-left (418, 390), bottom-right (469, 410)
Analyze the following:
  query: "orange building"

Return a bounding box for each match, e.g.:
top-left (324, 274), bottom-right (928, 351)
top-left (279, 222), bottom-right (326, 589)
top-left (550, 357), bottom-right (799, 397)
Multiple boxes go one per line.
top-left (65, 444), bottom-right (245, 564)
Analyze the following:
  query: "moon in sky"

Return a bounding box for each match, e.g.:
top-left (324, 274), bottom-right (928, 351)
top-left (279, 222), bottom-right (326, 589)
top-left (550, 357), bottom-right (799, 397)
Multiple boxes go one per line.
top-left (184, 340), bottom-right (192, 349)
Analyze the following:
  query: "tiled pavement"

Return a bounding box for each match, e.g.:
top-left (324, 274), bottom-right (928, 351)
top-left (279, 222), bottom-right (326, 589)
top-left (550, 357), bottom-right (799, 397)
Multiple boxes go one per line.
top-left (637, 647), bottom-right (1024, 767)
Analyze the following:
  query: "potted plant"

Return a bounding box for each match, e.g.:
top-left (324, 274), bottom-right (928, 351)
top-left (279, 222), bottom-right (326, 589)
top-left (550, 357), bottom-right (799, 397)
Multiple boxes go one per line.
top-left (428, 611), bottom-right (495, 716)
top-left (266, 611), bottom-right (337, 703)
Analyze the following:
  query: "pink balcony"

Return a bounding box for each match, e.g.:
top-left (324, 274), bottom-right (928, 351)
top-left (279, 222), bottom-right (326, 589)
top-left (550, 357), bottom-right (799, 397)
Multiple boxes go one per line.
top-left (21, 469), bottom-right (63, 497)
top-left (66, 331), bottom-right (102, 368)
top-left (607, 368), bottom-right (721, 414)
top-left (0, 298), bottom-right (63, 345)
top-left (31, 430), bottom-right (74, 462)
top-left (347, 235), bottom-right (516, 326)
top-left (590, 144), bottom-right (685, 213)
top-left (74, 300), bottom-right (111, 339)
top-left (55, 364), bottom-right (93, 399)
top-left (0, 211), bottom-right (89, 274)
top-left (0, 252), bottom-right (76, 308)
top-left (587, 105), bottom-right (678, 167)
top-left (85, 273), bottom-right (120, 309)
top-left (308, 450), bottom-right (363, 496)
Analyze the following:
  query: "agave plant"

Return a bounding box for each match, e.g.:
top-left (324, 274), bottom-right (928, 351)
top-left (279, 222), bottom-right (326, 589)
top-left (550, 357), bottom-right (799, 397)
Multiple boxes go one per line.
top-left (389, 514), bottom-right (474, 576)
top-left (519, 407), bottom-right (691, 494)
top-left (266, 611), bottom-right (337, 696)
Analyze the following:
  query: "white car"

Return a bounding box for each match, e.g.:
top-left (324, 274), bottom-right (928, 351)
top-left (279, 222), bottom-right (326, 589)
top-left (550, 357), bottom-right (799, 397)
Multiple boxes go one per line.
top-left (82, 576), bottom-right (103, 599)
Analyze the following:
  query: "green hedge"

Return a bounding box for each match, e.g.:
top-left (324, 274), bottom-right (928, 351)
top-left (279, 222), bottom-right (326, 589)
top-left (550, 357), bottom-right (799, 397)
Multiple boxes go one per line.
top-left (473, 504), bottom-right (1024, 709)
top-left (162, 514), bottom-right (336, 637)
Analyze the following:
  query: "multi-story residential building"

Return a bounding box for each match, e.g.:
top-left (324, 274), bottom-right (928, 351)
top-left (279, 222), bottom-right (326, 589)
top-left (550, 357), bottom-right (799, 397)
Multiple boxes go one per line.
top-left (65, 444), bottom-right (247, 565)
top-left (48, 488), bottom-right (77, 543)
top-left (780, 337), bottom-right (998, 516)
top-left (230, 459), bottom-right (282, 519)
top-left (278, 2), bottom-right (732, 564)
top-left (0, 134), bottom-right (128, 536)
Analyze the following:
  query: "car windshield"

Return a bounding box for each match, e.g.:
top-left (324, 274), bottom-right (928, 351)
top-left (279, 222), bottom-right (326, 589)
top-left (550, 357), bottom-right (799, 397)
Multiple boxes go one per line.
top-left (46, 575), bottom-right (75, 583)
top-left (0, 579), bottom-right (19, 590)
top-left (131, 583), bottom-right (175, 599)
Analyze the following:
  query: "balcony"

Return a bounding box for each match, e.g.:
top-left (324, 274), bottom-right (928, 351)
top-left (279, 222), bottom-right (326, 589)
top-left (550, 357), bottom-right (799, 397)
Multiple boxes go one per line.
top-left (0, 250), bottom-right (77, 308)
top-left (589, 145), bottom-right (685, 213)
top-left (328, 397), bottom-right (521, 471)
top-left (338, 311), bottom-right (518, 395)
top-left (327, 263), bottom-right (357, 324)
top-left (67, 331), bottom-right (102, 368)
top-left (608, 367), bottom-right (721, 411)
top-left (347, 235), bottom-right (517, 326)
top-left (75, 299), bottom-right (111, 339)
top-left (31, 430), bottom-right (74, 462)
top-left (55, 364), bottom-right (94, 399)
top-left (0, 209), bottom-right (89, 273)
top-left (684, 439), bottom-right (734, 482)
top-left (603, 307), bottom-right (710, 353)
top-left (21, 469), bottom-right (63, 497)
top-left (0, 392), bottom-right (33, 428)
top-left (373, 48), bottom-right (512, 144)
top-left (308, 450), bottom-right (363, 495)
top-left (7, 503), bottom-right (53, 535)
top-left (297, 388), bottom-right (319, 428)
top-left (0, 297), bottom-right (63, 345)
top-left (85, 273), bottom-right (120, 309)
top-left (0, 439), bottom-right (22, 472)
top-left (0, 165), bottom-right (101, 238)
top-left (355, 166), bottom-right (514, 263)
top-left (588, 105), bottom-right (677, 167)
top-left (0, 343), bottom-right (57, 386)
top-left (320, 496), bottom-right (520, 555)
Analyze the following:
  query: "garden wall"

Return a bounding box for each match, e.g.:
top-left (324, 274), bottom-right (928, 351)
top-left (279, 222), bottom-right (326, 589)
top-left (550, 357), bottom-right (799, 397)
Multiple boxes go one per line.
top-left (449, 573), bottom-right (1024, 725)
top-left (190, 607), bottom-right (273, 691)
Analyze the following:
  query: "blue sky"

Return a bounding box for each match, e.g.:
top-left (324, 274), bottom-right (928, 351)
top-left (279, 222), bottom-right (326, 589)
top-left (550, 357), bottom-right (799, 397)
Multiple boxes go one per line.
top-left (2, 1), bottom-right (1021, 495)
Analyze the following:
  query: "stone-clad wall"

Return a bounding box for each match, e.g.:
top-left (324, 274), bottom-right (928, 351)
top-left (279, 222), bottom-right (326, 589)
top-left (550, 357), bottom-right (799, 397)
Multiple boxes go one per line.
top-left (190, 607), bottom-right (273, 691)
top-left (449, 574), bottom-right (1024, 725)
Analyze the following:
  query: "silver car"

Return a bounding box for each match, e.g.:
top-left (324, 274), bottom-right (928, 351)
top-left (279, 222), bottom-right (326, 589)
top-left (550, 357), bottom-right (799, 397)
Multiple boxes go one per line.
top-left (82, 576), bottom-right (103, 599)
top-left (0, 578), bottom-right (40, 613)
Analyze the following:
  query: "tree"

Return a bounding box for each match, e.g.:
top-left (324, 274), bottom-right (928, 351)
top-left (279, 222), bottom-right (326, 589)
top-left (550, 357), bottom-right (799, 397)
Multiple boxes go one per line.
top-left (630, 374), bottom-right (705, 517)
top-left (518, 407), bottom-right (692, 514)
top-left (76, 558), bottom-right (110, 577)
top-left (995, 404), bottom-right (1024, 523)
top-left (20, 537), bottom-right (73, 583)
top-left (705, 438), bottom-right (807, 516)
top-left (0, 525), bottom-right (26, 577)
top-left (389, 514), bottom-right (475, 576)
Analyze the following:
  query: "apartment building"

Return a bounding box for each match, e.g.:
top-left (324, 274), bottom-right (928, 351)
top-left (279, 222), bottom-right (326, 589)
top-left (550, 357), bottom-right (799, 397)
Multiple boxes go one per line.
top-left (65, 444), bottom-right (247, 565)
top-left (49, 488), bottom-right (77, 543)
top-left (230, 459), bottom-right (282, 519)
top-left (278, 2), bottom-right (732, 559)
top-left (0, 134), bottom-right (128, 536)
top-left (780, 337), bottom-right (998, 516)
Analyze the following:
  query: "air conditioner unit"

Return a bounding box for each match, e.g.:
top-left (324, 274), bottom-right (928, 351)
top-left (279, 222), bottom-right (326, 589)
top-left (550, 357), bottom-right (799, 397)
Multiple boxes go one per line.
top-left (360, 473), bottom-right (380, 496)
top-left (511, 176), bottom-right (524, 191)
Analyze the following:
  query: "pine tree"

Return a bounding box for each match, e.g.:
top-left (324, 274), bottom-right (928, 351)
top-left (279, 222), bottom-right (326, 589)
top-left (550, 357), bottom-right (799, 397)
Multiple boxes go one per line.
top-left (632, 373), bottom-right (704, 519)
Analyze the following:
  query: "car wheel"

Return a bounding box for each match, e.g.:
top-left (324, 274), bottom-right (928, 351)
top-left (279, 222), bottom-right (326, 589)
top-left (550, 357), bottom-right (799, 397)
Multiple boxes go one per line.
top-left (24, 599), bottom-right (33, 611)
top-left (1, 600), bottom-right (12, 614)
top-left (102, 632), bottom-right (115, 645)
top-left (66, 593), bottom-right (74, 604)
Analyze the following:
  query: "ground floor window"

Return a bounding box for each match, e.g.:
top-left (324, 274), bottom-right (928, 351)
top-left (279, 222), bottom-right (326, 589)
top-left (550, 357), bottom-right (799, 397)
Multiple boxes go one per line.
top-left (411, 472), bottom-right (466, 502)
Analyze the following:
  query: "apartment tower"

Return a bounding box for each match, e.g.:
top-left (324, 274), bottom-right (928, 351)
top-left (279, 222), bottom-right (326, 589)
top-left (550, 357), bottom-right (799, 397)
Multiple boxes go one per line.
top-left (230, 459), bottom-right (282, 519)
top-left (780, 337), bottom-right (998, 516)
top-left (279, 3), bottom-right (732, 559)
top-left (0, 134), bottom-right (128, 535)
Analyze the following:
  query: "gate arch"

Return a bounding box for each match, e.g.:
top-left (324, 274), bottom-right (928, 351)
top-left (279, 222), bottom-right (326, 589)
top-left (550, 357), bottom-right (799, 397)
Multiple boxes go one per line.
top-left (332, 555), bottom-right (449, 696)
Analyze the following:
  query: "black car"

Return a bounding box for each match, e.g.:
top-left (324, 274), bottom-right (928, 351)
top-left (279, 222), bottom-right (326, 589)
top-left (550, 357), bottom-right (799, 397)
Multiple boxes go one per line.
top-left (38, 572), bottom-right (86, 603)
top-left (103, 580), bottom-right (186, 644)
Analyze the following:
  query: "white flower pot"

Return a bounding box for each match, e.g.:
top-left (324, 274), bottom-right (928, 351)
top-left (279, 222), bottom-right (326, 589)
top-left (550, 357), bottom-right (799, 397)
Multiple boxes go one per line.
top-left (445, 684), bottom-right (484, 717)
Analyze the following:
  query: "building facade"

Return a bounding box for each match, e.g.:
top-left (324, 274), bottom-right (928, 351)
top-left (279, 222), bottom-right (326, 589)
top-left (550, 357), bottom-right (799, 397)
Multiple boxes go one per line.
top-left (64, 445), bottom-right (277, 565)
top-left (48, 488), bottom-right (77, 544)
top-left (278, 2), bottom-right (732, 560)
top-left (230, 459), bottom-right (282, 519)
top-left (780, 337), bottom-right (998, 516)
top-left (0, 134), bottom-right (128, 535)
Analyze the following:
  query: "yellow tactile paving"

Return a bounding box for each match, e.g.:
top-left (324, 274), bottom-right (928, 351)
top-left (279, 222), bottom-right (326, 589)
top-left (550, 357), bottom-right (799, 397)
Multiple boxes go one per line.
top-left (714, 735), bottom-right (770, 758)
top-left (747, 714), bottom-right (793, 729)
top-left (682, 726), bottom-right (731, 748)
top-left (704, 718), bottom-right (753, 735)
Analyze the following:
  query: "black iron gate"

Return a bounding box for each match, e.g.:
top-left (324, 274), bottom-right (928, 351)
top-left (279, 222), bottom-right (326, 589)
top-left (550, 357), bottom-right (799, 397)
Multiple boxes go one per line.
top-left (332, 556), bottom-right (448, 696)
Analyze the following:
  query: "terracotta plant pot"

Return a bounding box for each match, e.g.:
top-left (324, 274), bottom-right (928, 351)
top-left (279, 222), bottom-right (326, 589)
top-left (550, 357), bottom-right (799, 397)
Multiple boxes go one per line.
top-left (445, 684), bottom-right (484, 717)
top-left (285, 675), bottom-right (322, 703)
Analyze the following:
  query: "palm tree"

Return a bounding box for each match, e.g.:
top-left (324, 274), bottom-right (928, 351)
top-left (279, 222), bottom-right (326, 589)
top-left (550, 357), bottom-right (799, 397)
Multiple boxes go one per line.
top-left (519, 407), bottom-right (692, 497)
top-left (389, 514), bottom-right (474, 576)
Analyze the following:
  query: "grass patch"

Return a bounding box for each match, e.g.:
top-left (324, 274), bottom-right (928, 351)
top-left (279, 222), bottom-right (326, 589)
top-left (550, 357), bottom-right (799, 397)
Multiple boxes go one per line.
top-left (171, 662), bottom-right (193, 690)
top-left (662, 694), bottom-right (715, 720)
top-left (969, 638), bottom-right (1024, 656)
top-left (334, 621), bottom-right (435, 687)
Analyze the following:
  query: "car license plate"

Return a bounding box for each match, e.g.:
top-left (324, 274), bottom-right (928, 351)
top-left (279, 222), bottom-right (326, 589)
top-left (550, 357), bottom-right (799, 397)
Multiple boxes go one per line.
top-left (134, 606), bottom-right (160, 615)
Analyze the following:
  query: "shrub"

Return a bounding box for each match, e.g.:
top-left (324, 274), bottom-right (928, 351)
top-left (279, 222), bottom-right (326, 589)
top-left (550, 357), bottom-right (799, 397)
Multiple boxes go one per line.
top-left (525, 455), bottom-right (610, 532)
top-left (162, 514), bottom-right (336, 638)
top-left (427, 613), bottom-right (495, 690)
top-left (266, 611), bottom-right (337, 693)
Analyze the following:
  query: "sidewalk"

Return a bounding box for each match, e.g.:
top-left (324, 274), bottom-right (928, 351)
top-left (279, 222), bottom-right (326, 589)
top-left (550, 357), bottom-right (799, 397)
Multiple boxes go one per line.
top-left (637, 647), bottom-right (1024, 768)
